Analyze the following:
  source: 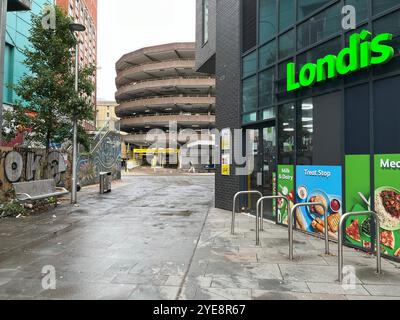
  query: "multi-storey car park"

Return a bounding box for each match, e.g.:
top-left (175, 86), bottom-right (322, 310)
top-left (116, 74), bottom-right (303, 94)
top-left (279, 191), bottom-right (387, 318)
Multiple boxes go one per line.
top-left (115, 42), bottom-right (216, 167)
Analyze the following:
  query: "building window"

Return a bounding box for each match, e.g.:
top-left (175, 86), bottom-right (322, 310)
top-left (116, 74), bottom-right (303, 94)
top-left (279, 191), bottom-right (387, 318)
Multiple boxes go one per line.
top-left (202, 0), bottom-right (209, 44)
top-left (297, 3), bottom-right (341, 50)
top-left (259, 68), bottom-right (275, 108)
top-left (345, 0), bottom-right (369, 23)
top-left (278, 29), bottom-right (295, 60)
top-left (373, 0), bottom-right (399, 15)
top-left (297, 99), bottom-right (314, 165)
top-left (298, 0), bottom-right (328, 20)
top-left (259, 40), bottom-right (276, 69)
top-left (243, 51), bottom-right (257, 78)
top-left (242, 76), bottom-right (257, 113)
top-left (243, 112), bottom-right (257, 123)
top-left (278, 103), bottom-right (295, 164)
top-left (259, 0), bottom-right (277, 45)
top-left (279, 0), bottom-right (295, 32)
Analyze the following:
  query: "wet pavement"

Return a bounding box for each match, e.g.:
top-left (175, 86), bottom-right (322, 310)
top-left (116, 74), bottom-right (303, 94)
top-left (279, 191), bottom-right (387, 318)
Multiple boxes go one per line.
top-left (0, 175), bottom-right (399, 300)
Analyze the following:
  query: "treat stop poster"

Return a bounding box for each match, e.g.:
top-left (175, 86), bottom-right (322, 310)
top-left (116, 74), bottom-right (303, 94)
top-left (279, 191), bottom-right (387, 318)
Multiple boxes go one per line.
top-left (295, 166), bottom-right (343, 238)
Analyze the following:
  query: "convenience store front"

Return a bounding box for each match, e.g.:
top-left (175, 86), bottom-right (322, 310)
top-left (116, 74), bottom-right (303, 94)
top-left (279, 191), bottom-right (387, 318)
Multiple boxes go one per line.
top-left (238, 1), bottom-right (400, 262)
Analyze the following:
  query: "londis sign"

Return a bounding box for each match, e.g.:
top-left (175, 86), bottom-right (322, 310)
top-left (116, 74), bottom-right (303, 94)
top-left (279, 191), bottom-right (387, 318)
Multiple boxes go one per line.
top-left (287, 30), bottom-right (395, 92)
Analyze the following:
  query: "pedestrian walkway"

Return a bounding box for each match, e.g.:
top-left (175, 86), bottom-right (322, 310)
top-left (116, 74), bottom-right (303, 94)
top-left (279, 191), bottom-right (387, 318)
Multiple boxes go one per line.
top-left (179, 208), bottom-right (400, 300)
top-left (0, 175), bottom-right (399, 300)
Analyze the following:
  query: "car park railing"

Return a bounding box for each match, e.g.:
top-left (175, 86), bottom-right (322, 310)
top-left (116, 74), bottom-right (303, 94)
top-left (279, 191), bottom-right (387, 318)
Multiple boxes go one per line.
top-left (338, 211), bottom-right (382, 283)
top-left (289, 203), bottom-right (329, 260)
top-left (255, 196), bottom-right (289, 246)
top-left (231, 191), bottom-right (263, 235)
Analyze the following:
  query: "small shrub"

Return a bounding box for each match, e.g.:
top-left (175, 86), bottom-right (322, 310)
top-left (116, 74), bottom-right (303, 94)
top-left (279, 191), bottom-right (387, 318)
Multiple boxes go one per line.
top-left (0, 201), bottom-right (28, 218)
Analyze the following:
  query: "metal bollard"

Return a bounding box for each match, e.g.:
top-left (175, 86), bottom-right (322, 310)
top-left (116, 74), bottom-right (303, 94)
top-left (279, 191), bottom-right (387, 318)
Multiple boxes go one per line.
top-left (256, 196), bottom-right (289, 246)
top-left (338, 211), bottom-right (381, 283)
top-left (289, 202), bottom-right (328, 260)
top-left (231, 191), bottom-right (263, 235)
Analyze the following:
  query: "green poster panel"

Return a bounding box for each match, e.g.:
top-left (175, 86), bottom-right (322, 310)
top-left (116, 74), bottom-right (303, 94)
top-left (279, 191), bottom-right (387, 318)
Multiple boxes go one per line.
top-left (277, 165), bottom-right (295, 225)
top-left (374, 154), bottom-right (400, 260)
top-left (344, 155), bottom-right (373, 251)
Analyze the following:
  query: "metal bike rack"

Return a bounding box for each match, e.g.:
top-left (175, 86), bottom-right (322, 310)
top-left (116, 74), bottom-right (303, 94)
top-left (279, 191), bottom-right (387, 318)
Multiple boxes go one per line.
top-left (255, 196), bottom-right (289, 246)
top-left (231, 191), bottom-right (263, 235)
top-left (289, 202), bottom-right (329, 260)
top-left (338, 211), bottom-right (381, 284)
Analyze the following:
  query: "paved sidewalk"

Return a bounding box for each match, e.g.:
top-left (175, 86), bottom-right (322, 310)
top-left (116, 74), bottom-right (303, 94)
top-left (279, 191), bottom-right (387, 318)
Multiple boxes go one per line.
top-left (0, 175), bottom-right (399, 300)
top-left (179, 208), bottom-right (400, 300)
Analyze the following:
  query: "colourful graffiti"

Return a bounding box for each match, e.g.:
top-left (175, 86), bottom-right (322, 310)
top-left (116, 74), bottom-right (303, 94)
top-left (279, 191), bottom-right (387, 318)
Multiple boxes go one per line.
top-left (78, 132), bottom-right (121, 187)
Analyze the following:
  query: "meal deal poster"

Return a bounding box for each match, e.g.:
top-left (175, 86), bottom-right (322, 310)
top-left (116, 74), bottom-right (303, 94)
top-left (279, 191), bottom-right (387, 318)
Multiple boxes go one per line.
top-left (277, 165), bottom-right (295, 226)
top-left (344, 155), bottom-right (373, 252)
top-left (295, 166), bottom-right (342, 240)
top-left (374, 154), bottom-right (400, 260)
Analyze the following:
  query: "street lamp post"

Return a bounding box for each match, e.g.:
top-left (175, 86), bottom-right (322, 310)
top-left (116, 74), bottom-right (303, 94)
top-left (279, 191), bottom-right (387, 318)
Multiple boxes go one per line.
top-left (69, 23), bottom-right (86, 205)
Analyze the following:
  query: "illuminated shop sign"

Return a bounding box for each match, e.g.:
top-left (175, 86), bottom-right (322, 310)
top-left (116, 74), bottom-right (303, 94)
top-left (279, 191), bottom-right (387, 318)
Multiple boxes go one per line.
top-left (287, 30), bottom-right (395, 92)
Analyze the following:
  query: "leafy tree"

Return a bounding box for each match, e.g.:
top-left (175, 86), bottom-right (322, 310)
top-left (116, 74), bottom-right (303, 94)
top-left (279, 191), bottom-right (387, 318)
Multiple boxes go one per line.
top-left (3, 5), bottom-right (95, 152)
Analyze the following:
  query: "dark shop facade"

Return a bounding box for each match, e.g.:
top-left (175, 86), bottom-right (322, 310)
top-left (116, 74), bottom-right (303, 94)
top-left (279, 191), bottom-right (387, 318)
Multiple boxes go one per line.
top-left (196, 0), bottom-right (400, 261)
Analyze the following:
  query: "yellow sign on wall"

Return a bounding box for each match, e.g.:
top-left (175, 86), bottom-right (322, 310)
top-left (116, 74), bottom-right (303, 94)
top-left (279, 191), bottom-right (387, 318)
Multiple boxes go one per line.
top-left (222, 164), bottom-right (230, 176)
top-left (221, 154), bottom-right (230, 176)
top-left (133, 148), bottom-right (178, 154)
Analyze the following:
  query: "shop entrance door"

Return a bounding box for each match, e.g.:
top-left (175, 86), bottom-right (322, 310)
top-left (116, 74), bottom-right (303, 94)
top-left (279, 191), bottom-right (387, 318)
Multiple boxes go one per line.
top-left (261, 125), bottom-right (277, 220)
top-left (246, 122), bottom-right (277, 220)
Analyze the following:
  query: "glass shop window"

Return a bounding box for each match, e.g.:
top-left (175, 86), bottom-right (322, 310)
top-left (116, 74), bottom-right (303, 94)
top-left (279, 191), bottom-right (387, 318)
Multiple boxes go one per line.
top-left (278, 29), bottom-right (295, 60)
top-left (345, 0), bottom-right (369, 22)
top-left (259, 0), bottom-right (277, 45)
top-left (297, 3), bottom-right (341, 50)
top-left (242, 76), bottom-right (257, 113)
top-left (243, 51), bottom-right (257, 78)
top-left (279, 0), bottom-right (295, 32)
top-left (259, 68), bottom-right (275, 109)
top-left (278, 103), bottom-right (295, 164)
top-left (259, 40), bottom-right (276, 69)
top-left (298, 0), bottom-right (330, 20)
top-left (277, 59), bottom-right (295, 102)
top-left (297, 99), bottom-right (314, 165)
top-left (243, 112), bottom-right (258, 124)
top-left (373, 0), bottom-right (399, 15)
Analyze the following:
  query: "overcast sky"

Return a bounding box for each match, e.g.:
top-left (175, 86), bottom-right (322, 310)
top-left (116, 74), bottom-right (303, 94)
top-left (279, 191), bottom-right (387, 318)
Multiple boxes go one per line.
top-left (97, 0), bottom-right (196, 102)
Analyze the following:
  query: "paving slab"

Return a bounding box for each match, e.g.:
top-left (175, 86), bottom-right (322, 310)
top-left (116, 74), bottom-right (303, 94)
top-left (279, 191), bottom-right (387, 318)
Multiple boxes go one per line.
top-left (1, 175), bottom-right (400, 300)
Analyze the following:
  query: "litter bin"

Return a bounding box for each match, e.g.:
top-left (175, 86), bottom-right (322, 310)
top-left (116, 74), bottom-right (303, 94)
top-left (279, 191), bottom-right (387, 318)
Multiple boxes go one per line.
top-left (99, 172), bottom-right (112, 194)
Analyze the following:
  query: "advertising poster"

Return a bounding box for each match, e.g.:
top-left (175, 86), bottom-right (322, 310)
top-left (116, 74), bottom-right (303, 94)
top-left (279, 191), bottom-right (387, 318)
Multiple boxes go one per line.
top-left (296, 166), bottom-right (342, 240)
top-left (344, 155), bottom-right (373, 251)
top-left (374, 154), bottom-right (400, 260)
top-left (277, 165), bottom-right (295, 225)
top-left (221, 154), bottom-right (230, 176)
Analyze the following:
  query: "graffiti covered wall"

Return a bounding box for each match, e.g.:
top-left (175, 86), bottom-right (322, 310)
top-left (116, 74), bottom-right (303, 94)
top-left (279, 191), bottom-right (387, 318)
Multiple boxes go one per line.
top-left (0, 147), bottom-right (70, 201)
top-left (78, 132), bottom-right (121, 187)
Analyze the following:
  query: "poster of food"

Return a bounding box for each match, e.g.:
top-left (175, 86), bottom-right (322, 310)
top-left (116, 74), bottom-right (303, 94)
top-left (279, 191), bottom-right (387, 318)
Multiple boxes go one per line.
top-left (344, 155), bottom-right (373, 251)
top-left (277, 165), bottom-right (295, 226)
top-left (374, 154), bottom-right (400, 260)
top-left (295, 166), bottom-right (342, 240)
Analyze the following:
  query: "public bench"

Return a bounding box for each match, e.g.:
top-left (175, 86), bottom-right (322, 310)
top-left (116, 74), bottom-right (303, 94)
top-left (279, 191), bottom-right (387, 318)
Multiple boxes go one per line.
top-left (12, 179), bottom-right (69, 203)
